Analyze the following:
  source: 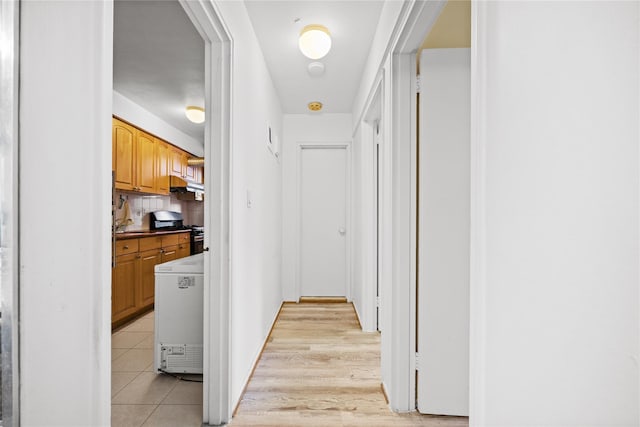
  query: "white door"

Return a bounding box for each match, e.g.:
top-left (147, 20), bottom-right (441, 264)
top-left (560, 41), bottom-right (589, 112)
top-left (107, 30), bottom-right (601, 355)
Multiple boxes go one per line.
top-left (299, 146), bottom-right (348, 297)
top-left (417, 48), bottom-right (470, 416)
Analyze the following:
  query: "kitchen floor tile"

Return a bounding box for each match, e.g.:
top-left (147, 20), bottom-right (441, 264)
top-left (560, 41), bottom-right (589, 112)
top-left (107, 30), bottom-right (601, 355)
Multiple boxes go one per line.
top-left (112, 349), bottom-right (154, 372)
top-left (142, 404), bottom-right (203, 427)
top-left (113, 331), bottom-right (152, 349)
top-left (123, 317), bottom-right (154, 332)
top-left (112, 372), bottom-right (141, 397)
top-left (133, 334), bottom-right (154, 349)
top-left (161, 380), bottom-right (203, 405)
top-left (112, 348), bottom-right (129, 361)
top-left (113, 372), bottom-right (178, 405)
top-left (111, 404), bottom-right (156, 427)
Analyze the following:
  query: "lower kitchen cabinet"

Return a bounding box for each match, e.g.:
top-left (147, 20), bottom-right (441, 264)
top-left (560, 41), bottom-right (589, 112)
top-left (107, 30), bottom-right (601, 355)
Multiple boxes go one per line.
top-left (112, 231), bottom-right (191, 329)
top-left (112, 253), bottom-right (139, 323)
top-left (161, 245), bottom-right (179, 263)
top-left (139, 249), bottom-right (162, 308)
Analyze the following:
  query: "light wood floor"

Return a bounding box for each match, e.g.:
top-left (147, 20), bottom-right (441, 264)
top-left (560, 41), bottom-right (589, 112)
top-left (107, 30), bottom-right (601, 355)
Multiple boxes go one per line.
top-left (232, 302), bottom-right (469, 426)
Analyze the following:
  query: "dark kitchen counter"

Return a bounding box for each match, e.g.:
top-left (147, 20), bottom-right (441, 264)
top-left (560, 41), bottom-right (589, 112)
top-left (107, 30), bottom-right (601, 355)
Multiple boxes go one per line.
top-left (114, 229), bottom-right (191, 240)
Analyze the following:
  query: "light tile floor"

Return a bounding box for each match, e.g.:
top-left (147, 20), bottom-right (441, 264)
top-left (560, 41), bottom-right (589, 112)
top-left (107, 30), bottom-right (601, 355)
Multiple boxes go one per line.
top-left (111, 311), bottom-right (203, 427)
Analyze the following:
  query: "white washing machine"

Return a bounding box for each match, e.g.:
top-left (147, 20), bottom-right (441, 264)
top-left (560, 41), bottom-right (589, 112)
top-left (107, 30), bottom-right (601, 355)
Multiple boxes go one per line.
top-left (154, 253), bottom-right (203, 374)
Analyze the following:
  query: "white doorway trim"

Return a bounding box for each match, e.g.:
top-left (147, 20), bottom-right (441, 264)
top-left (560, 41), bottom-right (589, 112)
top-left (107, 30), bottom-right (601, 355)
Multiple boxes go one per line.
top-left (379, 0), bottom-right (446, 412)
top-left (179, 1), bottom-right (233, 424)
top-left (294, 141), bottom-right (352, 302)
top-left (0, 0), bottom-right (20, 423)
top-left (359, 74), bottom-right (383, 333)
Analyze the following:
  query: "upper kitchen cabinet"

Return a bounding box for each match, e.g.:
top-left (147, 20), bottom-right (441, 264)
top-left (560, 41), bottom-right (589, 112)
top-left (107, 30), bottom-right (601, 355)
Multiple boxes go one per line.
top-left (136, 129), bottom-right (156, 193)
top-left (112, 118), bottom-right (136, 191)
top-left (156, 139), bottom-right (170, 195)
top-left (113, 117), bottom-right (200, 194)
top-left (170, 147), bottom-right (188, 178)
top-left (113, 117), bottom-right (157, 194)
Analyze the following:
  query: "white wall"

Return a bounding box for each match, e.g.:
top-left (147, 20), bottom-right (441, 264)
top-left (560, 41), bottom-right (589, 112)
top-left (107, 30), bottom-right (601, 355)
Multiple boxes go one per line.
top-left (281, 114), bottom-right (353, 301)
top-left (213, 0), bottom-right (284, 409)
top-left (471, 2), bottom-right (639, 426)
top-left (20, 1), bottom-right (112, 425)
top-left (417, 48), bottom-right (470, 416)
top-left (113, 90), bottom-right (204, 157)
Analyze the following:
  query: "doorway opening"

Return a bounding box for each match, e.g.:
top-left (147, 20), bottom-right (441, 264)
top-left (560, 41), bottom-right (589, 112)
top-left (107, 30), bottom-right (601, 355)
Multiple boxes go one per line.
top-left (110, 0), bottom-right (232, 425)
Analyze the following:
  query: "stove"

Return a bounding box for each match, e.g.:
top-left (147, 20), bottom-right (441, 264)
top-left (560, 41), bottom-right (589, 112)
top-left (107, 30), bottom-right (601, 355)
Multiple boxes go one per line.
top-left (186, 225), bottom-right (204, 255)
top-left (150, 212), bottom-right (204, 255)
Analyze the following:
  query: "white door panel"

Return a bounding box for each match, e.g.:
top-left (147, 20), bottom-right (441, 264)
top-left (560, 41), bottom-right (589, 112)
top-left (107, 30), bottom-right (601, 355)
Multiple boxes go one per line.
top-left (417, 48), bottom-right (470, 416)
top-left (300, 146), bottom-right (348, 296)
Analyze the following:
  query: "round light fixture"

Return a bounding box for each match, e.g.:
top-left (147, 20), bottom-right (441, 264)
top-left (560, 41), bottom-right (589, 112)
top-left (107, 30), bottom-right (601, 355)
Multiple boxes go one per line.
top-left (185, 106), bottom-right (205, 124)
top-left (307, 61), bottom-right (325, 77)
top-left (308, 101), bottom-right (323, 112)
top-left (298, 24), bottom-right (331, 60)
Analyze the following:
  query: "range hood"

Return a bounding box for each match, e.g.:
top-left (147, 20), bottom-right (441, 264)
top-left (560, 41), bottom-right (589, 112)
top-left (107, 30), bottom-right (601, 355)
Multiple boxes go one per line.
top-left (170, 175), bottom-right (204, 193)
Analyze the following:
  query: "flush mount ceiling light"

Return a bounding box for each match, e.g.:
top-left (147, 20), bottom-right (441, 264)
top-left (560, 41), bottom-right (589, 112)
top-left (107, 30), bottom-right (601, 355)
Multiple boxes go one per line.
top-left (185, 106), bottom-right (205, 124)
top-left (298, 24), bottom-right (331, 60)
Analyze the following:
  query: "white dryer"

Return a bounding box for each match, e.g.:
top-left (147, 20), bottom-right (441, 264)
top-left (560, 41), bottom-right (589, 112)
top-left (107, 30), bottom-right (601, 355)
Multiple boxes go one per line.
top-left (154, 253), bottom-right (204, 374)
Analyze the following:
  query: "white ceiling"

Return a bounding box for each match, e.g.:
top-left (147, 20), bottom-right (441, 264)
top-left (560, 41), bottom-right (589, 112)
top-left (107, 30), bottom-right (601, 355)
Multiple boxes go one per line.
top-left (244, 0), bottom-right (384, 114)
top-left (113, 1), bottom-right (384, 139)
top-left (113, 0), bottom-right (205, 141)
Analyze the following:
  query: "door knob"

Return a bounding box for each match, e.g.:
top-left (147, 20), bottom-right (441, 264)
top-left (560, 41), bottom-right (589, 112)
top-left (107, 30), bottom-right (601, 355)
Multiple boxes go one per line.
top-left (338, 227), bottom-right (346, 235)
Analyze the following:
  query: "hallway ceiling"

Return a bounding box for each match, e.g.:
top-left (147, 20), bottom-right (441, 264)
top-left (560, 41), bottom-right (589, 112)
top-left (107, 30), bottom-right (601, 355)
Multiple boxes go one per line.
top-left (244, 1), bottom-right (384, 114)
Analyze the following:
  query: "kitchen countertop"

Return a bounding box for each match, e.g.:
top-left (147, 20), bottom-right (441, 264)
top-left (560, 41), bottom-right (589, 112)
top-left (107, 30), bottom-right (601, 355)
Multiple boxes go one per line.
top-left (115, 229), bottom-right (190, 240)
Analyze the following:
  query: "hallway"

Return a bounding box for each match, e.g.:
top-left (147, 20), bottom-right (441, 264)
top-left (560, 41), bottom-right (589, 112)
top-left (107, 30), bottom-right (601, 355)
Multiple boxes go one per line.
top-left (232, 302), bottom-right (469, 426)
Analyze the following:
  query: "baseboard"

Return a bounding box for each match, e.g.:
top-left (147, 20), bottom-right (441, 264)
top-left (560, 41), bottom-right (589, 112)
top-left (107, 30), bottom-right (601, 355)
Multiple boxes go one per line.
top-left (299, 296), bottom-right (348, 303)
top-left (351, 302), bottom-right (363, 330)
top-left (231, 301), bottom-right (285, 417)
top-left (381, 382), bottom-right (390, 405)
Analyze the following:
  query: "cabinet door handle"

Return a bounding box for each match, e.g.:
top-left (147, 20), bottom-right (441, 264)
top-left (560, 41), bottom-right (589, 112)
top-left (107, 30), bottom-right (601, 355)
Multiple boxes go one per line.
top-left (135, 254), bottom-right (141, 259)
top-left (123, 245), bottom-right (129, 250)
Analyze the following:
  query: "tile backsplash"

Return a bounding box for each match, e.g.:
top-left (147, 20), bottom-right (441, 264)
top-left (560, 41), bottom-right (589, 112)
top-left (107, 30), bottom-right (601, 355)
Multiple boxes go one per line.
top-left (114, 191), bottom-right (204, 230)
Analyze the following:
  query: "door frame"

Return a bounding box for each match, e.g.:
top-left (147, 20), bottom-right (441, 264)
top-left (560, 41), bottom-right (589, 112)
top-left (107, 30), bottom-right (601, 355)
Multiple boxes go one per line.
top-left (377, 0), bottom-right (446, 412)
top-left (294, 141), bottom-right (352, 301)
top-left (0, 0), bottom-right (20, 423)
top-left (358, 73), bottom-right (384, 332)
top-left (178, 1), bottom-right (233, 424)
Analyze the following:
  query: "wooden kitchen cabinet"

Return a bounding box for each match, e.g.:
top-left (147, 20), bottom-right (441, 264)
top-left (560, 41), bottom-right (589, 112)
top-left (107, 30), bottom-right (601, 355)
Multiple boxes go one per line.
top-left (170, 148), bottom-right (188, 178)
top-left (139, 249), bottom-right (162, 308)
top-left (136, 130), bottom-right (156, 193)
top-left (186, 164), bottom-right (197, 181)
top-left (113, 118), bottom-right (157, 194)
top-left (112, 252), bottom-right (139, 324)
top-left (177, 243), bottom-right (190, 259)
top-left (112, 231), bottom-right (191, 329)
top-left (156, 139), bottom-right (170, 195)
top-left (187, 164), bottom-right (204, 184)
top-left (113, 117), bottom-right (199, 195)
top-left (161, 245), bottom-right (179, 263)
top-left (112, 118), bottom-right (136, 191)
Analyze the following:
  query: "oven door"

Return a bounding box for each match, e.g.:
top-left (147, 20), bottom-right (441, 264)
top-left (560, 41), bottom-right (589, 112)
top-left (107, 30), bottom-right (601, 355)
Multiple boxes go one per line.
top-left (191, 236), bottom-right (204, 254)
